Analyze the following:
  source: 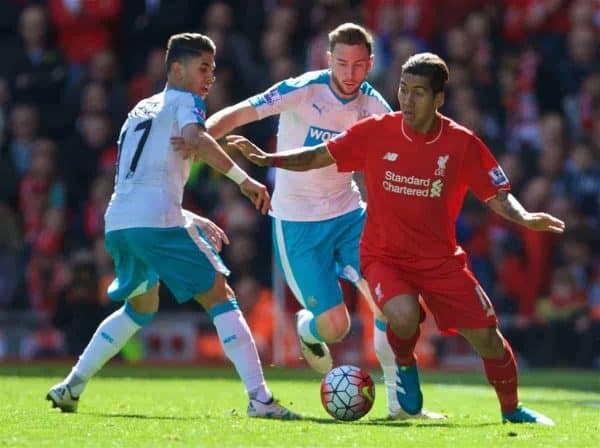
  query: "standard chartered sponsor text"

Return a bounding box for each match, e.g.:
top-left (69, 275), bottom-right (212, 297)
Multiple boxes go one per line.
top-left (383, 170), bottom-right (443, 197)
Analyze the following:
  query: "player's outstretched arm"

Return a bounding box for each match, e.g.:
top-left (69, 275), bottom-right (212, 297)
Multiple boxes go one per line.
top-left (226, 135), bottom-right (336, 171)
top-left (206, 100), bottom-right (260, 140)
top-left (486, 191), bottom-right (566, 233)
top-left (172, 124), bottom-right (271, 214)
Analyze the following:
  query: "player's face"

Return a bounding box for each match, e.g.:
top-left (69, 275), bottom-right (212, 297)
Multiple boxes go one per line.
top-left (176, 52), bottom-right (216, 99)
top-left (328, 43), bottom-right (373, 98)
top-left (398, 73), bottom-right (444, 132)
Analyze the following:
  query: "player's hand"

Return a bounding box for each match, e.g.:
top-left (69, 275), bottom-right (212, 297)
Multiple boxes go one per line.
top-left (239, 177), bottom-right (271, 214)
top-left (171, 136), bottom-right (200, 162)
top-left (226, 135), bottom-right (272, 167)
top-left (187, 215), bottom-right (229, 252)
top-left (523, 212), bottom-right (566, 233)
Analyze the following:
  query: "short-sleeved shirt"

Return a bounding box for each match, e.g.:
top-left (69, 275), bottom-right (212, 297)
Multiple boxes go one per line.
top-left (327, 112), bottom-right (510, 269)
top-left (249, 69), bottom-right (391, 221)
top-left (105, 87), bottom-right (206, 232)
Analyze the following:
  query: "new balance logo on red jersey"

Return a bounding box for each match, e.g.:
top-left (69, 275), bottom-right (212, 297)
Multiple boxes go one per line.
top-left (383, 152), bottom-right (398, 161)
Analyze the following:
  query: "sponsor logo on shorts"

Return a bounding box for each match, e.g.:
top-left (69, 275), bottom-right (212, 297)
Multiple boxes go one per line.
top-left (375, 283), bottom-right (383, 302)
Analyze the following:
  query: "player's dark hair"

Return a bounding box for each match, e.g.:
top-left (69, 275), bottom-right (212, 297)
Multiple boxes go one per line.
top-left (165, 33), bottom-right (216, 71)
top-left (328, 23), bottom-right (373, 55)
top-left (401, 53), bottom-right (449, 94)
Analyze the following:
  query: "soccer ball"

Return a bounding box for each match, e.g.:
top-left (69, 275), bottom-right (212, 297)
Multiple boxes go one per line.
top-left (320, 365), bottom-right (375, 421)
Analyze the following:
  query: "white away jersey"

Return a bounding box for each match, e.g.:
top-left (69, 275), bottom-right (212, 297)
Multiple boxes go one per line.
top-left (104, 87), bottom-right (206, 231)
top-left (249, 70), bottom-right (391, 221)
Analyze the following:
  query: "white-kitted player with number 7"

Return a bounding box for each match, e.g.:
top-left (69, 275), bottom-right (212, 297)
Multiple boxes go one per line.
top-left (46, 32), bottom-right (300, 420)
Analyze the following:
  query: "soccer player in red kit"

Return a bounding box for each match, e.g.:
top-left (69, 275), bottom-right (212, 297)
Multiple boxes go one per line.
top-left (226, 52), bottom-right (564, 425)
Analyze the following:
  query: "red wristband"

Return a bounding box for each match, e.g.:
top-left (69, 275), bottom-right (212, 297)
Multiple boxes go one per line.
top-left (272, 157), bottom-right (282, 168)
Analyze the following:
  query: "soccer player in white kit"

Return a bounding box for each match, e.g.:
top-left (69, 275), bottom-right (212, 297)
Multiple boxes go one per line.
top-left (46, 33), bottom-right (300, 420)
top-left (206, 23), bottom-right (411, 418)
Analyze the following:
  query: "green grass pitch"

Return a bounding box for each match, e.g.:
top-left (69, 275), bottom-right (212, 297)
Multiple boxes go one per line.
top-left (0, 364), bottom-right (598, 447)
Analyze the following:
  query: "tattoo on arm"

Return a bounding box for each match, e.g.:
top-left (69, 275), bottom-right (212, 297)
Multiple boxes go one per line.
top-left (489, 191), bottom-right (528, 223)
top-left (278, 144), bottom-right (334, 170)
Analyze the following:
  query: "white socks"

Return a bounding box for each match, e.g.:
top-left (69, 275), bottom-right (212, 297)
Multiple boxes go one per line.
top-left (66, 306), bottom-right (143, 396)
top-left (213, 307), bottom-right (271, 403)
top-left (64, 299), bottom-right (272, 404)
top-left (374, 319), bottom-right (401, 412)
top-left (296, 309), bottom-right (322, 344)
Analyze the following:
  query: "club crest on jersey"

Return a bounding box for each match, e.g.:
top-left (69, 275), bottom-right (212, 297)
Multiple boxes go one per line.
top-left (359, 108), bottom-right (370, 119)
top-left (435, 155), bottom-right (449, 176)
top-left (488, 166), bottom-right (509, 186)
top-left (264, 88), bottom-right (281, 105)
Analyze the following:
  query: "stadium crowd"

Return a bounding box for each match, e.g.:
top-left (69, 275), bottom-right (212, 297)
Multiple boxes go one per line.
top-left (0, 0), bottom-right (598, 368)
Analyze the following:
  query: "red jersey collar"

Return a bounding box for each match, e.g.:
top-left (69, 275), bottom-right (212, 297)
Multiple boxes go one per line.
top-left (400, 112), bottom-right (444, 145)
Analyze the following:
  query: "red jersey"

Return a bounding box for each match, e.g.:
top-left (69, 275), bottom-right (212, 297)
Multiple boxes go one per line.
top-left (327, 112), bottom-right (510, 269)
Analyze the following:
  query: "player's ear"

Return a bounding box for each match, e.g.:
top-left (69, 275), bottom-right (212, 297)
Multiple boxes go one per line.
top-left (171, 60), bottom-right (184, 81)
top-left (367, 54), bottom-right (374, 73)
top-left (434, 91), bottom-right (445, 109)
top-left (327, 51), bottom-right (333, 68)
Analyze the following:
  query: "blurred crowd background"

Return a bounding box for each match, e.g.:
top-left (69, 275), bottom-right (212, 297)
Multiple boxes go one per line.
top-left (0, 0), bottom-right (598, 369)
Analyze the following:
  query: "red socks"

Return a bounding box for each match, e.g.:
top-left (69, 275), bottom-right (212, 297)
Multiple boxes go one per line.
top-left (483, 340), bottom-right (519, 413)
top-left (385, 313), bottom-right (519, 414)
top-left (386, 325), bottom-right (420, 366)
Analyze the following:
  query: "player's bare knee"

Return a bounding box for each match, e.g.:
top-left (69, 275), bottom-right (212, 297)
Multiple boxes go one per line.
top-left (317, 310), bottom-right (350, 342)
top-left (461, 327), bottom-right (504, 358)
top-left (485, 330), bottom-right (507, 358)
top-left (194, 273), bottom-right (234, 310)
top-left (382, 296), bottom-right (420, 336)
top-left (324, 321), bottom-right (350, 343)
top-left (128, 284), bottom-right (160, 314)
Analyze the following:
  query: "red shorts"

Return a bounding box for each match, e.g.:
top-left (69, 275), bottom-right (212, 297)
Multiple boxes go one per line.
top-left (363, 253), bottom-right (497, 334)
